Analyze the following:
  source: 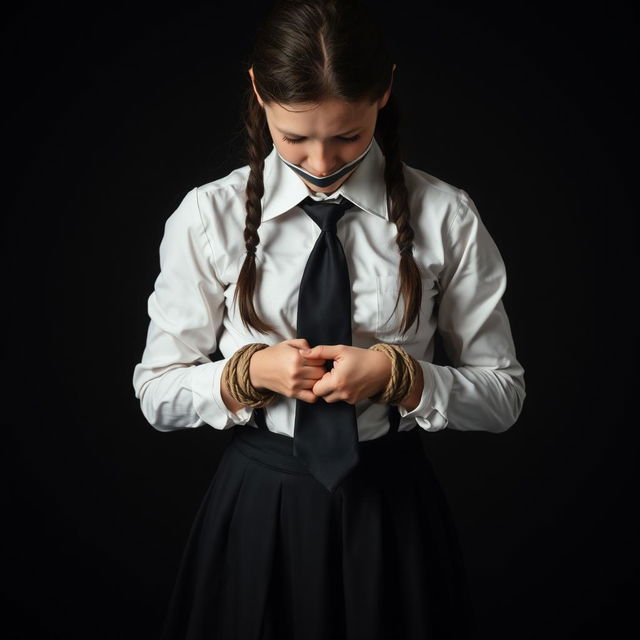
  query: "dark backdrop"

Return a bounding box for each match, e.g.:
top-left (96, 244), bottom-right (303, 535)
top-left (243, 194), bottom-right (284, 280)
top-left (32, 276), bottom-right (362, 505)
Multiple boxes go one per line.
top-left (3, 1), bottom-right (637, 638)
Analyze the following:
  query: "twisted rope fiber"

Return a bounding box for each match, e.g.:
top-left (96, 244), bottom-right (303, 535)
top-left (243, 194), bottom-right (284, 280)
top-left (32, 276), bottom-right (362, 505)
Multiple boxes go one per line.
top-left (367, 343), bottom-right (419, 405)
top-left (222, 342), bottom-right (278, 408)
top-left (222, 342), bottom-right (418, 409)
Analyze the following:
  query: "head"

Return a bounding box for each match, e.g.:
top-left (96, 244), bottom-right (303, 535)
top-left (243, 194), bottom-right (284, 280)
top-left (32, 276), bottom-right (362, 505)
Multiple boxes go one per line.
top-left (236, 0), bottom-right (422, 336)
top-left (248, 68), bottom-right (394, 194)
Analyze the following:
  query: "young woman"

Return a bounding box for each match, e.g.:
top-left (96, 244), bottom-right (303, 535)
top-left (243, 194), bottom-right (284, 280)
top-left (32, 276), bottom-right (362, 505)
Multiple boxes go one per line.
top-left (132, 0), bottom-right (526, 638)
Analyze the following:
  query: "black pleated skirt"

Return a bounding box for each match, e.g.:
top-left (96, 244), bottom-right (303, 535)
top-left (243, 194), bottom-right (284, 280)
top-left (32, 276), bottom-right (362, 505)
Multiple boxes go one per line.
top-left (159, 407), bottom-right (476, 640)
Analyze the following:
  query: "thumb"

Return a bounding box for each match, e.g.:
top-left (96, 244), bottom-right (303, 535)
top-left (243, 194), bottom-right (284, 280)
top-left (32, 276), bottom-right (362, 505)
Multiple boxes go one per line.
top-left (299, 344), bottom-right (341, 359)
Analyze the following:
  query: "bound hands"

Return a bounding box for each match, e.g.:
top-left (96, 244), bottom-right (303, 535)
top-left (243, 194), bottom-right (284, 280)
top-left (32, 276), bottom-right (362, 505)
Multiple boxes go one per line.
top-left (249, 338), bottom-right (391, 404)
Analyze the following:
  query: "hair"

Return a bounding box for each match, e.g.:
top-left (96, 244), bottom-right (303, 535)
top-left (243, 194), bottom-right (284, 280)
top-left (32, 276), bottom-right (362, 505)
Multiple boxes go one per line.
top-left (234, 0), bottom-right (422, 337)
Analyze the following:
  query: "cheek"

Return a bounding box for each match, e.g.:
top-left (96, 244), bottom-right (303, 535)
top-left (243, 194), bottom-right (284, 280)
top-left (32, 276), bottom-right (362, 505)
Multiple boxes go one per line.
top-left (349, 138), bottom-right (370, 159)
top-left (274, 141), bottom-right (305, 165)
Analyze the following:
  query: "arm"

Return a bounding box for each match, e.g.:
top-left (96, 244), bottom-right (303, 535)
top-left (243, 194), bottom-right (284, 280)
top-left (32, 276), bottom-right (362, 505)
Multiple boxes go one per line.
top-left (397, 363), bottom-right (425, 412)
top-left (132, 187), bottom-right (253, 432)
top-left (220, 373), bottom-right (249, 414)
top-left (363, 346), bottom-right (424, 412)
top-left (398, 192), bottom-right (526, 433)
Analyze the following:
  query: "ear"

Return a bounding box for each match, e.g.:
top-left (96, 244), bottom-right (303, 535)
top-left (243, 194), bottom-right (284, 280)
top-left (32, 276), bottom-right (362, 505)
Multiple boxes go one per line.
top-left (248, 66), bottom-right (265, 108)
top-left (378, 64), bottom-right (396, 110)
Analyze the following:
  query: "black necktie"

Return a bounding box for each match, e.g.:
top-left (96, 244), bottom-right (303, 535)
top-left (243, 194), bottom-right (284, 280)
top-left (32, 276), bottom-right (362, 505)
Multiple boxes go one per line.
top-left (293, 195), bottom-right (360, 493)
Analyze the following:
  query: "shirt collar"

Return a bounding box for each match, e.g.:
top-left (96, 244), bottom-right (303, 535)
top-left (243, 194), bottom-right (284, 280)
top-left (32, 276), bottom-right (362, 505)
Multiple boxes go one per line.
top-left (260, 136), bottom-right (389, 222)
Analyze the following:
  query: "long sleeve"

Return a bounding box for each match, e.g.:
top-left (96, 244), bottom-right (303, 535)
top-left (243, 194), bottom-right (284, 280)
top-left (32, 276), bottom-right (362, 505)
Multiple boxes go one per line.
top-left (132, 187), bottom-right (253, 432)
top-left (398, 193), bottom-right (526, 433)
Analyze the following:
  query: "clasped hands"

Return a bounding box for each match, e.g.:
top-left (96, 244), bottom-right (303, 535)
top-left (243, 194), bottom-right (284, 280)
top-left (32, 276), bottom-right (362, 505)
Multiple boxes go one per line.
top-left (249, 338), bottom-right (392, 405)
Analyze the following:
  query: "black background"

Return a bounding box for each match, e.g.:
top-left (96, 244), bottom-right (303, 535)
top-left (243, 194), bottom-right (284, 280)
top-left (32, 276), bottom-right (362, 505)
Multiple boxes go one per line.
top-left (2, 1), bottom-right (638, 638)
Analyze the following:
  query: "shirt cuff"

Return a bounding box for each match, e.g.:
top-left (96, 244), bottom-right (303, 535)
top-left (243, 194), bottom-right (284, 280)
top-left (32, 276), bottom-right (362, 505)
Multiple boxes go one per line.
top-left (191, 360), bottom-right (253, 430)
top-left (397, 360), bottom-right (449, 431)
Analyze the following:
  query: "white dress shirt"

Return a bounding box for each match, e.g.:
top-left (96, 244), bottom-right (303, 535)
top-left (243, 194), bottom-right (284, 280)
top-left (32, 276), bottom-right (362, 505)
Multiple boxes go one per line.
top-left (132, 137), bottom-right (526, 440)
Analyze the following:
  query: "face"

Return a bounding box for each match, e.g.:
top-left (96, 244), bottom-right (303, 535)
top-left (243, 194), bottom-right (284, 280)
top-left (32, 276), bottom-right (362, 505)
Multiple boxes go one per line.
top-left (249, 66), bottom-right (395, 193)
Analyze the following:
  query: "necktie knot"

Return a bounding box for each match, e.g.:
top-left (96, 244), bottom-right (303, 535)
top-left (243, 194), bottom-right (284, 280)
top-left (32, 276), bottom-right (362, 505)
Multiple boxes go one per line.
top-left (298, 196), bottom-right (354, 233)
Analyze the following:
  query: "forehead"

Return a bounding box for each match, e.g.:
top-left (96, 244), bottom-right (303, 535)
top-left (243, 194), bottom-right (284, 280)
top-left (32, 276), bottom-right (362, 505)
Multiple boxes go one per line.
top-left (265, 98), bottom-right (375, 134)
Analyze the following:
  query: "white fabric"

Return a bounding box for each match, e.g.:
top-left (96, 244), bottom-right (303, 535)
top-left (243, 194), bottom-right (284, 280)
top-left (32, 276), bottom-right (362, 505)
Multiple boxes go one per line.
top-left (132, 137), bottom-right (526, 440)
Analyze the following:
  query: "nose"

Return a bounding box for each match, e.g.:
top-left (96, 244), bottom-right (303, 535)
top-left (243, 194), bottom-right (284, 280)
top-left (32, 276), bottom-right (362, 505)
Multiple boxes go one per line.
top-left (306, 143), bottom-right (339, 176)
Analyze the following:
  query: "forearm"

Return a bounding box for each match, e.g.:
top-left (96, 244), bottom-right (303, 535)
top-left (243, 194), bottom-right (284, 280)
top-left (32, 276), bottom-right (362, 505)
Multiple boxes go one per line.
top-left (398, 360), bottom-right (526, 433)
top-left (136, 365), bottom-right (209, 431)
top-left (134, 360), bottom-right (253, 432)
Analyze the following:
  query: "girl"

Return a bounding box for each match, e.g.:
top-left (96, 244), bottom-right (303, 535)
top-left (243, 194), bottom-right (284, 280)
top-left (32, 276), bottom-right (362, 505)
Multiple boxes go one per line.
top-left (132, 0), bottom-right (526, 638)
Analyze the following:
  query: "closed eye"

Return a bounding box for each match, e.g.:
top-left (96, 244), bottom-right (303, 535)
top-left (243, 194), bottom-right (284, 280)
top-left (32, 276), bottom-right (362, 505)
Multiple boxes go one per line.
top-left (281, 134), bottom-right (362, 144)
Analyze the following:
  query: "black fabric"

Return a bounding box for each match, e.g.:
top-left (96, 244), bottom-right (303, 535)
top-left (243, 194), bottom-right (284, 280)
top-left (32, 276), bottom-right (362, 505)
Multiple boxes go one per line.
top-left (293, 195), bottom-right (360, 494)
top-left (255, 404), bottom-right (401, 434)
top-left (159, 417), bottom-right (477, 640)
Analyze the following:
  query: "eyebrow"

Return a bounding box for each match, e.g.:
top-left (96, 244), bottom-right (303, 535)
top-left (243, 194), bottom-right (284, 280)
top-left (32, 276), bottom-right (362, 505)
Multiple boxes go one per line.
top-left (276, 127), bottom-right (363, 138)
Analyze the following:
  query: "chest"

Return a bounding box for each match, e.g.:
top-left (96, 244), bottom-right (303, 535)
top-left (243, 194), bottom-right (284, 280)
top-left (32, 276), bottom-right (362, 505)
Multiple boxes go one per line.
top-left (220, 209), bottom-right (440, 344)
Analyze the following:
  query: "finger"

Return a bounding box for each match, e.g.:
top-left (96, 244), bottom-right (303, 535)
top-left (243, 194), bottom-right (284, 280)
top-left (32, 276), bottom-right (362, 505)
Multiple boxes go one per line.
top-left (313, 388), bottom-right (339, 403)
top-left (299, 344), bottom-right (342, 360)
top-left (288, 338), bottom-right (313, 350)
top-left (300, 364), bottom-right (329, 377)
top-left (311, 372), bottom-right (336, 399)
top-left (296, 373), bottom-right (326, 398)
top-left (313, 379), bottom-right (348, 404)
top-left (299, 356), bottom-right (328, 365)
top-left (297, 389), bottom-right (319, 403)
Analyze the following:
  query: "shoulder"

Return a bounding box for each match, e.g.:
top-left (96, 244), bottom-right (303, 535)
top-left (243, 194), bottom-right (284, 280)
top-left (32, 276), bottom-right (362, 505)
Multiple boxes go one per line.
top-left (194, 163), bottom-right (251, 211)
top-left (188, 163), bottom-right (251, 237)
top-left (169, 163), bottom-right (251, 243)
top-left (175, 163), bottom-right (252, 281)
top-left (166, 163), bottom-right (250, 226)
top-left (401, 161), bottom-right (478, 234)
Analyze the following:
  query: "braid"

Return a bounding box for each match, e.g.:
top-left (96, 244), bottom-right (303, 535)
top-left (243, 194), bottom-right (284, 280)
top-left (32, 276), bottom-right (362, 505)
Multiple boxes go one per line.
top-left (376, 91), bottom-right (423, 336)
top-left (233, 86), bottom-right (277, 335)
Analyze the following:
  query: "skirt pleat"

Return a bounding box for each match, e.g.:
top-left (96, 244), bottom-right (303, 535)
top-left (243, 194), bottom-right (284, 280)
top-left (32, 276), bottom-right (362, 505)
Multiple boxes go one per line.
top-left (159, 421), bottom-right (476, 640)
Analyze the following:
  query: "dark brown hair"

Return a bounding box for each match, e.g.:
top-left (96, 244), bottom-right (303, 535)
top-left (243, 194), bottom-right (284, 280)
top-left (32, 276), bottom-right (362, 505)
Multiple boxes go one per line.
top-left (234, 0), bottom-right (422, 337)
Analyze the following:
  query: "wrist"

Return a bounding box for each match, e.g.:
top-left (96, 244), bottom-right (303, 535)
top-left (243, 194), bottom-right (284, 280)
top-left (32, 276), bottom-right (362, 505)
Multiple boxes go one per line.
top-left (367, 343), bottom-right (418, 406)
top-left (398, 363), bottom-right (424, 411)
top-left (220, 371), bottom-right (247, 413)
top-left (249, 347), bottom-right (267, 391)
top-left (372, 350), bottom-right (392, 398)
top-left (223, 343), bottom-right (277, 409)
